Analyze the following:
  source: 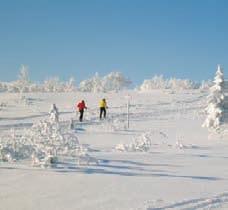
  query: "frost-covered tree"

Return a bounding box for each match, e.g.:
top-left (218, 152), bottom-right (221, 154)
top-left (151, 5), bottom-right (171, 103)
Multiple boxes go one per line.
top-left (78, 79), bottom-right (92, 92)
top-left (65, 77), bottom-right (76, 92)
top-left (139, 75), bottom-right (168, 90)
top-left (17, 64), bottom-right (30, 93)
top-left (202, 65), bottom-right (225, 130)
top-left (139, 75), bottom-right (198, 91)
top-left (102, 72), bottom-right (131, 92)
top-left (0, 65), bottom-right (35, 93)
top-left (79, 73), bottom-right (104, 92)
top-left (79, 72), bottom-right (131, 92)
top-left (18, 65), bottom-right (29, 82)
top-left (43, 77), bottom-right (64, 92)
top-left (168, 78), bottom-right (197, 90)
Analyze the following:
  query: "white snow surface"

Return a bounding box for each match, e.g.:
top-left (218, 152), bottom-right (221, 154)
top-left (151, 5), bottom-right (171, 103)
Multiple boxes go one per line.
top-left (1, 90), bottom-right (228, 210)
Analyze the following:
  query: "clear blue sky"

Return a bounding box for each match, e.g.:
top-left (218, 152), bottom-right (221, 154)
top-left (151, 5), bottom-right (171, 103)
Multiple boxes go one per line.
top-left (0, 0), bottom-right (228, 85)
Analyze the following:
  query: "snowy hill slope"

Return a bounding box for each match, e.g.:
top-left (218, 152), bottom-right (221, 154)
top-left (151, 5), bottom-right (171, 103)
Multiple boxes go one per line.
top-left (1, 90), bottom-right (228, 210)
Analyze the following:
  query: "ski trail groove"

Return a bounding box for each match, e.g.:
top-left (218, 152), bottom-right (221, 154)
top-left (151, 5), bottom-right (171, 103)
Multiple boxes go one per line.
top-left (147, 192), bottom-right (228, 210)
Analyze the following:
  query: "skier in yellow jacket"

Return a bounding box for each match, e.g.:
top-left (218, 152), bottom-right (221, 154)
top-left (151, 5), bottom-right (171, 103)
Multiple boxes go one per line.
top-left (99, 98), bottom-right (107, 119)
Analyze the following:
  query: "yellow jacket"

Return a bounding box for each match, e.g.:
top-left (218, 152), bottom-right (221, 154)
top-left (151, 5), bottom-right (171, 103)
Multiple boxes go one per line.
top-left (99, 100), bottom-right (107, 108)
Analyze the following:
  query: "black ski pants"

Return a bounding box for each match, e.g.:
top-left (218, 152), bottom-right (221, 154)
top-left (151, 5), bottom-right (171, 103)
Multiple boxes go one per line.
top-left (79, 110), bottom-right (84, 122)
top-left (100, 107), bottom-right (106, 119)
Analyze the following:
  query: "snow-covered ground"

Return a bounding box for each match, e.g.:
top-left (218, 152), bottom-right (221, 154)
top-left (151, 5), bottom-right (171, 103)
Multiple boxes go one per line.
top-left (1, 90), bottom-right (228, 210)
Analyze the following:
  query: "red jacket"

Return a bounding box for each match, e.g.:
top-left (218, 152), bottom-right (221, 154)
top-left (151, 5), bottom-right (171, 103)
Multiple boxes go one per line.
top-left (77, 101), bottom-right (87, 111)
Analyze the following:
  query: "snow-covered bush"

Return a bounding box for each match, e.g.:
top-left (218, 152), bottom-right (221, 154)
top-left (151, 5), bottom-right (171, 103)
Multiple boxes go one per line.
top-left (116, 132), bottom-right (151, 152)
top-left (79, 72), bottom-right (131, 92)
top-left (0, 115), bottom-right (98, 166)
top-left (29, 119), bottom-right (98, 166)
top-left (28, 119), bottom-right (79, 164)
top-left (0, 129), bottom-right (34, 162)
top-left (138, 75), bottom-right (199, 91)
top-left (115, 131), bottom-right (168, 152)
top-left (202, 65), bottom-right (225, 130)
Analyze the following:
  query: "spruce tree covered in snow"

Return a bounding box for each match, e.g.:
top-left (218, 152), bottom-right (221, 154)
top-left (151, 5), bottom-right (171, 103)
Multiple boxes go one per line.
top-left (202, 65), bottom-right (225, 130)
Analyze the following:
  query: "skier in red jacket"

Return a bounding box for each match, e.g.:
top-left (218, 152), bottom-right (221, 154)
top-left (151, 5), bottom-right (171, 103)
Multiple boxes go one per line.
top-left (77, 100), bottom-right (87, 122)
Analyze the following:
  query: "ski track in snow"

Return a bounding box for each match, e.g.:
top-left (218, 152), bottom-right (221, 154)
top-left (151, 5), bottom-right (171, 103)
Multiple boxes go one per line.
top-left (147, 192), bottom-right (228, 210)
top-left (0, 92), bottom-right (204, 130)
